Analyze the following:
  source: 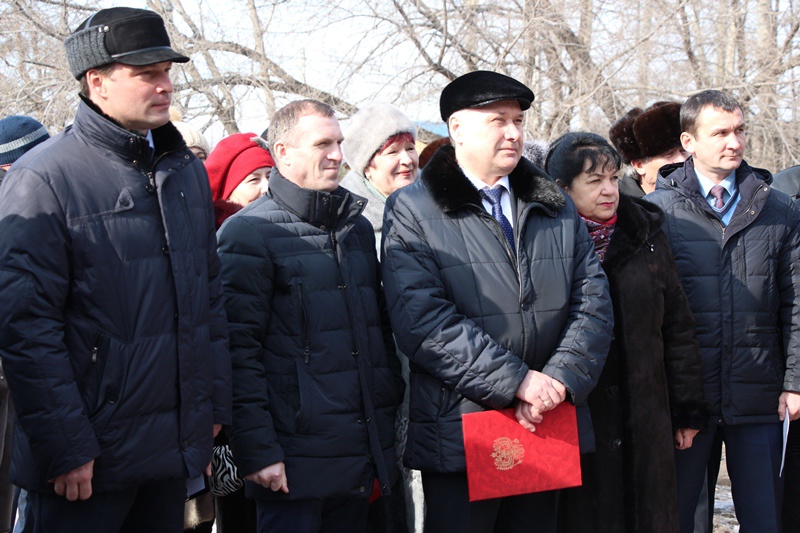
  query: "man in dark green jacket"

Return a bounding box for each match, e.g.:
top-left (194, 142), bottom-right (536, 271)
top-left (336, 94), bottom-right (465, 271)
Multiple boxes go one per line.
top-left (381, 71), bottom-right (613, 532)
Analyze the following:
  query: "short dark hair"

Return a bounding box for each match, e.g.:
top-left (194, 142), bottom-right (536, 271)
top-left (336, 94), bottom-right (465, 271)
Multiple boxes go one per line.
top-left (267, 99), bottom-right (335, 153)
top-left (545, 132), bottom-right (621, 188)
top-left (78, 63), bottom-right (117, 98)
top-left (680, 90), bottom-right (742, 136)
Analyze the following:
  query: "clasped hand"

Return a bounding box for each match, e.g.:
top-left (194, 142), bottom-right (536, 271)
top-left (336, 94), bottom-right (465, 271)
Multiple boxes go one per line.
top-left (514, 370), bottom-right (567, 432)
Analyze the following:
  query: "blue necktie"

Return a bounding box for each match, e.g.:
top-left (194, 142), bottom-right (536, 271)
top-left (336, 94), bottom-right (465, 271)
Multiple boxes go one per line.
top-left (480, 187), bottom-right (515, 253)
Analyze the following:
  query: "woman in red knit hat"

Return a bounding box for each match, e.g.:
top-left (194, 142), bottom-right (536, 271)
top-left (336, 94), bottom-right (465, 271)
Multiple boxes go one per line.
top-left (205, 133), bottom-right (275, 228)
top-left (204, 133), bottom-right (274, 533)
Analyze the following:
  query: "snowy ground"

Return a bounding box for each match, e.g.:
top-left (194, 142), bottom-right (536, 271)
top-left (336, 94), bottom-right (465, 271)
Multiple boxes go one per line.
top-left (713, 453), bottom-right (739, 532)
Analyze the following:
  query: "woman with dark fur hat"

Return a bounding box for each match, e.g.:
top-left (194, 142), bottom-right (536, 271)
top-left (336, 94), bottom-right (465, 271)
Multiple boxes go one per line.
top-left (609, 102), bottom-right (687, 197)
top-left (546, 132), bottom-right (708, 532)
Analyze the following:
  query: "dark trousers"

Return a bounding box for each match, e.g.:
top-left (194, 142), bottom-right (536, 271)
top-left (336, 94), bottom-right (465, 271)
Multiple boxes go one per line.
top-left (215, 487), bottom-right (257, 533)
top-left (674, 421), bottom-right (783, 533)
top-left (255, 496), bottom-right (370, 533)
top-left (784, 420), bottom-right (800, 532)
top-left (421, 471), bottom-right (557, 533)
top-left (28, 478), bottom-right (185, 533)
top-left (367, 475), bottom-right (408, 533)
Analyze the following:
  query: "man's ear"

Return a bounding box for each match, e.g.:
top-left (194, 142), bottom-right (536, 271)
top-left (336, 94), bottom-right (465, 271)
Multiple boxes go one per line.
top-left (85, 68), bottom-right (107, 99)
top-left (631, 158), bottom-right (645, 177)
top-left (680, 131), bottom-right (695, 154)
top-left (449, 114), bottom-right (462, 144)
top-left (273, 142), bottom-right (290, 167)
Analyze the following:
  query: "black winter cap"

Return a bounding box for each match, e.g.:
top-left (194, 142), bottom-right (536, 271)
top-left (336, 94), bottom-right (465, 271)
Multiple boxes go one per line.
top-left (65, 7), bottom-right (189, 79)
top-left (440, 71), bottom-right (535, 121)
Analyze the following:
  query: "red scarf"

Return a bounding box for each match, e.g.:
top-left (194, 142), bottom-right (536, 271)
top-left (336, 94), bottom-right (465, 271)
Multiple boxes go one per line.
top-left (580, 213), bottom-right (617, 262)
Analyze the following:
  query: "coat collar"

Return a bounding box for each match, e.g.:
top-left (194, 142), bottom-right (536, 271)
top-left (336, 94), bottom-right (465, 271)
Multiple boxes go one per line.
top-left (657, 156), bottom-right (773, 238)
top-left (268, 170), bottom-right (366, 230)
top-left (602, 194), bottom-right (664, 272)
top-left (74, 96), bottom-right (186, 161)
top-left (657, 156), bottom-right (771, 204)
top-left (421, 145), bottom-right (565, 213)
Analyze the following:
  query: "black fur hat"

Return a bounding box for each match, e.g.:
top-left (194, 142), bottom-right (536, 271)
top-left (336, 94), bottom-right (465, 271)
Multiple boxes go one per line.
top-left (608, 102), bottom-right (681, 163)
top-left (440, 71), bottom-right (534, 121)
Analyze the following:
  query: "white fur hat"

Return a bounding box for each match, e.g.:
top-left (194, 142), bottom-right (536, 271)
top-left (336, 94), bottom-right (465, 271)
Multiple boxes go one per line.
top-left (342, 104), bottom-right (417, 178)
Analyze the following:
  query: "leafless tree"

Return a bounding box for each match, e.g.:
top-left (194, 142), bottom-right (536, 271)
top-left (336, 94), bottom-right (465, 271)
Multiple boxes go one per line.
top-left (2, 0), bottom-right (800, 169)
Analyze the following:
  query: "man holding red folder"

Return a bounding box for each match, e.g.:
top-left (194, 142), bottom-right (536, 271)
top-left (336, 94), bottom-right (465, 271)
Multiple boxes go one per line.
top-left (381, 71), bottom-right (614, 532)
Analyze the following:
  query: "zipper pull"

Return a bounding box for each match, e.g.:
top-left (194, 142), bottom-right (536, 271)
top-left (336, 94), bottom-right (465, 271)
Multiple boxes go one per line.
top-left (304, 342), bottom-right (311, 364)
top-left (91, 332), bottom-right (103, 363)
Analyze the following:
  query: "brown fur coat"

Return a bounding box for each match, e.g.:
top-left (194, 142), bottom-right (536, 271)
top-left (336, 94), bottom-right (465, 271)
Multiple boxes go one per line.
top-left (558, 194), bottom-right (708, 532)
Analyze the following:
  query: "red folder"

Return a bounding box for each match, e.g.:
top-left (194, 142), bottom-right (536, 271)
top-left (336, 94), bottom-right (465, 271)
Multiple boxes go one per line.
top-left (461, 403), bottom-right (582, 501)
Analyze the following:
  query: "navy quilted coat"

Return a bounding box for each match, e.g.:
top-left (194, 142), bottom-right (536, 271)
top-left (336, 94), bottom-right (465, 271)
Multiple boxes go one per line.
top-left (217, 171), bottom-right (403, 501)
top-left (381, 146), bottom-right (613, 473)
top-left (647, 157), bottom-right (800, 423)
top-left (0, 100), bottom-right (231, 492)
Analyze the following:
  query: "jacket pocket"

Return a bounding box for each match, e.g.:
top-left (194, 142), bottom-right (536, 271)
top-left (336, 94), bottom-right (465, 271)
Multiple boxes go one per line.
top-left (746, 326), bottom-right (779, 334)
top-left (82, 331), bottom-right (113, 433)
top-left (291, 281), bottom-right (311, 363)
top-left (295, 360), bottom-right (314, 433)
top-left (437, 385), bottom-right (452, 418)
top-left (86, 332), bottom-right (127, 436)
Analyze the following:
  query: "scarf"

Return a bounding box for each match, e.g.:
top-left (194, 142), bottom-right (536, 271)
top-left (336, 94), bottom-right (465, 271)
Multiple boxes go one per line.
top-left (580, 213), bottom-right (617, 262)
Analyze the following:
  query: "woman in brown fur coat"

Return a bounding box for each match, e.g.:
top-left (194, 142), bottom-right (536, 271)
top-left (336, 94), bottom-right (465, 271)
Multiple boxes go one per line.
top-left (546, 132), bottom-right (708, 532)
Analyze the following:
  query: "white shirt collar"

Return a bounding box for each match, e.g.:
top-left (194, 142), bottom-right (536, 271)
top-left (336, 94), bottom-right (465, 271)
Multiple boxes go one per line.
top-left (462, 169), bottom-right (511, 195)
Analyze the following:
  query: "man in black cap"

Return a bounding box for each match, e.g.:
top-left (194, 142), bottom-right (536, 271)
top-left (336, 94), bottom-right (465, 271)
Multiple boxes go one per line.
top-left (380, 70), bottom-right (613, 532)
top-left (0, 7), bottom-right (230, 532)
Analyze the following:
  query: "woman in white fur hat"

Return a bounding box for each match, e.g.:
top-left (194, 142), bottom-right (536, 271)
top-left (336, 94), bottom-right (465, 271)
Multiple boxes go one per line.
top-left (341, 104), bottom-right (423, 533)
top-left (341, 104), bottom-right (419, 243)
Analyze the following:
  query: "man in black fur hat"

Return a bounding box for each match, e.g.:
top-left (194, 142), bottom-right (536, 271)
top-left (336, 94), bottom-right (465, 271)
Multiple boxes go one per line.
top-left (609, 101), bottom-right (687, 197)
top-left (380, 70), bottom-right (613, 532)
top-left (0, 7), bottom-right (230, 531)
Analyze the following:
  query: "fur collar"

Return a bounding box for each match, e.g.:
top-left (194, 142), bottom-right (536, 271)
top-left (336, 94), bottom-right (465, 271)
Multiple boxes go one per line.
top-left (421, 145), bottom-right (565, 213)
top-left (602, 194), bottom-right (664, 272)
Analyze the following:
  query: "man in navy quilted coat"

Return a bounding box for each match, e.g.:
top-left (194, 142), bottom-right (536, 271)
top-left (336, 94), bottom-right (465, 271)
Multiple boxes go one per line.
top-left (0, 7), bottom-right (231, 532)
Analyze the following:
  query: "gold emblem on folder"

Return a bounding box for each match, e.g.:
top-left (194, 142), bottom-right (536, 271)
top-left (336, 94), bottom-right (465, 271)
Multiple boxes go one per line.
top-left (491, 436), bottom-right (524, 471)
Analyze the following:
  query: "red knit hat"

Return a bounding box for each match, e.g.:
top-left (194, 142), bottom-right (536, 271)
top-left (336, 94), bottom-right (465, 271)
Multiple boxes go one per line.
top-left (205, 133), bottom-right (275, 201)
